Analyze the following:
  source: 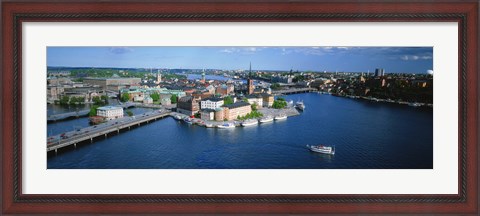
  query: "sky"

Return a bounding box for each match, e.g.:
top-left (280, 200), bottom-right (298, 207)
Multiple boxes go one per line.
top-left (47, 47), bottom-right (433, 73)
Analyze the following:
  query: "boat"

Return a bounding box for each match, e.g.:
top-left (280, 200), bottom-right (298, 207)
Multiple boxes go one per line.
top-left (173, 115), bottom-right (183, 120)
top-left (259, 116), bottom-right (274, 123)
top-left (306, 145), bottom-right (335, 155)
top-left (217, 122), bottom-right (235, 129)
top-left (295, 101), bottom-right (305, 111)
top-left (408, 102), bottom-right (422, 107)
top-left (241, 119), bottom-right (258, 127)
top-left (183, 117), bottom-right (193, 124)
top-left (274, 115), bottom-right (287, 120)
top-left (205, 123), bottom-right (214, 128)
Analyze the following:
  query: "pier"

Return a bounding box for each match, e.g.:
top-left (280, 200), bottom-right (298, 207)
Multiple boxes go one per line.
top-left (47, 110), bottom-right (171, 153)
top-left (272, 87), bottom-right (317, 95)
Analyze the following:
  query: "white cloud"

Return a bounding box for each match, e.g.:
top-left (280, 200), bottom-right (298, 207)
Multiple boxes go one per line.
top-left (400, 55), bottom-right (432, 61)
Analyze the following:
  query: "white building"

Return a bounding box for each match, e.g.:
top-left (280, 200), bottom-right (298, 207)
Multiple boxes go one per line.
top-left (97, 106), bottom-right (124, 120)
top-left (200, 97), bottom-right (224, 110)
top-left (246, 94), bottom-right (263, 108)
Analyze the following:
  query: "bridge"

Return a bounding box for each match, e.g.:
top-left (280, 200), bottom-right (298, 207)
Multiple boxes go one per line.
top-left (47, 110), bottom-right (172, 153)
top-left (47, 102), bottom-right (138, 122)
top-left (272, 88), bottom-right (317, 95)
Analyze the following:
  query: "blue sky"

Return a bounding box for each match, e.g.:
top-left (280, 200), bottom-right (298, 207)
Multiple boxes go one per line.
top-left (47, 47), bottom-right (433, 73)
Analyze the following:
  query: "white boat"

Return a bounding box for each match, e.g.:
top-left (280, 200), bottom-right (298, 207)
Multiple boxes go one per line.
top-left (183, 117), bottom-right (193, 124)
top-left (408, 102), bottom-right (422, 107)
top-left (241, 119), bottom-right (258, 127)
top-left (259, 116), bottom-right (274, 123)
top-left (274, 115), bottom-right (287, 120)
top-left (295, 101), bottom-right (305, 111)
top-left (205, 123), bottom-right (214, 128)
top-left (306, 145), bottom-right (335, 155)
top-left (217, 122), bottom-right (235, 129)
top-left (173, 115), bottom-right (182, 120)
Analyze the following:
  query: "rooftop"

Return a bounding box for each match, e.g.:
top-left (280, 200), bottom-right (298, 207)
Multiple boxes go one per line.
top-left (97, 106), bottom-right (123, 111)
top-left (223, 101), bottom-right (250, 109)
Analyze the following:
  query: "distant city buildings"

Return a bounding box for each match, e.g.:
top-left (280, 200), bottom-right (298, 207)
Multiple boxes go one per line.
top-left (375, 68), bottom-right (385, 77)
top-left (84, 77), bottom-right (141, 91)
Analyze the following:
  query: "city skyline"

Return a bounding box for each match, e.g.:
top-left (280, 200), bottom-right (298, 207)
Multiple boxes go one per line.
top-left (47, 47), bottom-right (433, 73)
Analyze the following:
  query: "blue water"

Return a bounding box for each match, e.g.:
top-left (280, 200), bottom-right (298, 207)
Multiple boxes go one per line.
top-left (47, 93), bottom-right (433, 169)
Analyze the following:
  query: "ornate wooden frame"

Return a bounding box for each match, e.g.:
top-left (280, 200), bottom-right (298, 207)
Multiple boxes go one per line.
top-left (1, 0), bottom-right (478, 214)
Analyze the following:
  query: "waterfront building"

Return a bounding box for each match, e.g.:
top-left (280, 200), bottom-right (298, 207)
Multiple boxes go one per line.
top-left (261, 93), bottom-right (274, 107)
top-left (214, 108), bottom-right (224, 121)
top-left (222, 101), bottom-right (252, 121)
top-left (143, 96), bottom-right (153, 104)
top-left (96, 106), bottom-right (124, 120)
top-left (201, 97), bottom-right (224, 110)
top-left (84, 77), bottom-right (141, 91)
top-left (375, 68), bottom-right (385, 77)
top-left (161, 97), bottom-right (171, 105)
top-left (245, 94), bottom-right (263, 109)
top-left (272, 76), bottom-right (293, 84)
top-left (177, 96), bottom-right (200, 116)
top-left (201, 109), bottom-right (215, 121)
top-left (47, 86), bottom-right (64, 101)
top-left (47, 77), bottom-right (72, 85)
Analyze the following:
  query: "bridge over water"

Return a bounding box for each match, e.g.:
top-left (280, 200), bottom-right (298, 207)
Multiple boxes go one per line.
top-left (47, 111), bottom-right (172, 153)
top-left (272, 88), bottom-right (317, 95)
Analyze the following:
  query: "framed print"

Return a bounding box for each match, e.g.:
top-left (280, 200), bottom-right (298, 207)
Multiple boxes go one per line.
top-left (1, 0), bottom-right (478, 214)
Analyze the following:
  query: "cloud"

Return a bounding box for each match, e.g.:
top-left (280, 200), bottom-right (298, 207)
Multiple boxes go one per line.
top-left (219, 47), bottom-right (261, 55)
top-left (400, 55), bottom-right (432, 61)
top-left (109, 47), bottom-right (133, 54)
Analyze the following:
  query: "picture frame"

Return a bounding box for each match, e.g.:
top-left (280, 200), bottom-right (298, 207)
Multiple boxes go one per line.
top-left (1, 0), bottom-right (478, 214)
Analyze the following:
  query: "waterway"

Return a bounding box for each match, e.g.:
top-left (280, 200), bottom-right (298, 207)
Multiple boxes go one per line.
top-left (47, 93), bottom-right (433, 169)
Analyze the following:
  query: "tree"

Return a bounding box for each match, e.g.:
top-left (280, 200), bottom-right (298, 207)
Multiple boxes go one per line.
top-left (150, 93), bottom-right (160, 102)
top-left (59, 95), bottom-right (70, 105)
top-left (100, 95), bottom-right (109, 104)
top-left (89, 105), bottom-right (99, 117)
top-left (126, 110), bottom-right (133, 117)
top-left (224, 96), bottom-right (234, 105)
top-left (272, 99), bottom-right (287, 109)
top-left (270, 83), bottom-right (281, 90)
top-left (121, 93), bottom-right (130, 102)
top-left (170, 94), bottom-right (178, 104)
top-left (251, 103), bottom-right (257, 111)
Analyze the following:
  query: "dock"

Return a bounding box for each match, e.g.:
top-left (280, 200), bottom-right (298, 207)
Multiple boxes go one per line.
top-left (47, 110), bottom-right (171, 153)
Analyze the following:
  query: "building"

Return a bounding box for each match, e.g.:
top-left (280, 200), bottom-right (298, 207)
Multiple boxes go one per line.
top-left (201, 109), bottom-right (215, 121)
top-left (261, 93), bottom-right (274, 107)
top-left (216, 84), bottom-right (234, 96)
top-left (156, 70), bottom-right (162, 84)
top-left (84, 77), bottom-right (141, 91)
top-left (201, 97), bottom-right (224, 110)
top-left (223, 101), bottom-right (252, 121)
top-left (375, 68), bottom-right (385, 77)
top-left (245, 94), bottom-right (263, 109)
top-left (214, 108), bottom-right (224, 121)
top-left (47, 86), bottom-right (64, 101)
top-left (143, 96), bottom-right (153, 104)
top-left (177, 96), bottom-right (200, 116)
top-left (96, 106), bottom-right (124, 120)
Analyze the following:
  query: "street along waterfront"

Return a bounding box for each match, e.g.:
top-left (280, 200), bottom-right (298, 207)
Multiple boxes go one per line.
top-left (47, 93), bottom-right (433, 169)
